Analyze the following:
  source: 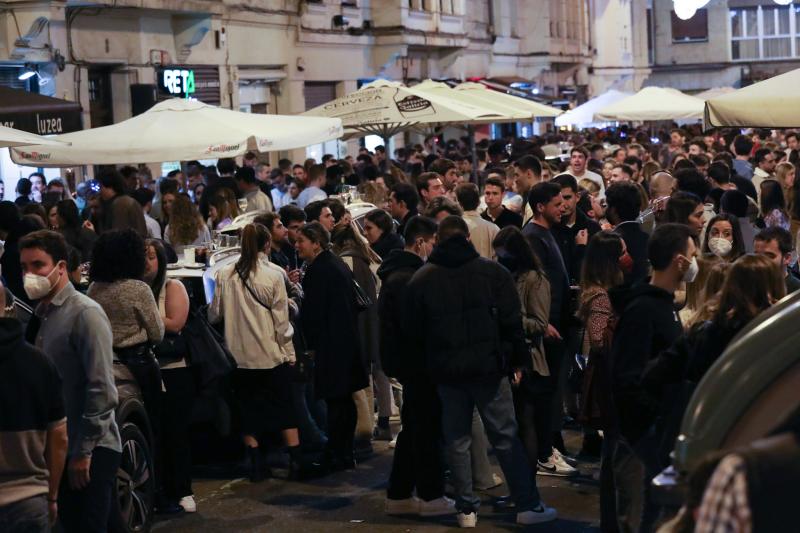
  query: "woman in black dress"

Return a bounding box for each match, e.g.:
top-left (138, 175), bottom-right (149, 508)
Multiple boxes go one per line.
top-left (296, 221), bottom-right (368, 470)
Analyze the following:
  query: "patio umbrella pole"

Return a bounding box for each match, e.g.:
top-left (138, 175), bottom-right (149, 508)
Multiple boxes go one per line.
top-left (468, 124), bottom-right (478, 184)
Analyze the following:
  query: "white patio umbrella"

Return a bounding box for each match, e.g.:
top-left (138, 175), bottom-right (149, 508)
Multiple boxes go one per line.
top-left (0, 123), bottom-right (69, 148)
top-left (411, 80), bottom-right (533, 123)
top-left (704, 69), bottom-right (800, 128)
top-left (451, 82), bottom-right (563, 119)
top-left (302, 79), bottom-right (508, 146)
top-left (594, 87), bottom-right (704, 122)
top-left (555, 89), bottom-right (632, 128)
top-left (694, 87), bottom-right (735, 101)
top-left (10, 98), bottom-right (343, 167)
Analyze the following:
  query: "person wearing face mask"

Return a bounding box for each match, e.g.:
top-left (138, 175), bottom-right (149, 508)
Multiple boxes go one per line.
top-left (576, 231), bottom-right (628, 531)
top-left (608, 223), bottom-right (697, 533)
top-left (19, 230), bottom-right (121, 533)
top-left (378, 216), bottom-right (457, 518)
top-left (702, 214), bottom-right (745, 261)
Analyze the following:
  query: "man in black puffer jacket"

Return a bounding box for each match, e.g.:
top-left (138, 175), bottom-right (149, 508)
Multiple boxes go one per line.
top-left (406, 216), bottom-right (557, 527)
top-left (378, 216), bottom-right (455, 517)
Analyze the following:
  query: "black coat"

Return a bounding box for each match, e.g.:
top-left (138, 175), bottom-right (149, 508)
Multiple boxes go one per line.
top-left (406, 236), bottom-right (528, 383)
top-left (614, 221), bottom-right (650, 286)
top-left (376, 249), bottom-right (424, 381)
top-left (300, 250), bottom-right (368, 399)
top-left (551, 209), bottom-right (602, 284)
top-left (371, 231), bottom-right (404, 260)
top-left (609, 282), bottom-right (683, 445)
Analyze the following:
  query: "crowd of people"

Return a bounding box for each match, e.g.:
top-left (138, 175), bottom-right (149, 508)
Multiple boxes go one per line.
top-left (1, 122), bottom-right (799, 532)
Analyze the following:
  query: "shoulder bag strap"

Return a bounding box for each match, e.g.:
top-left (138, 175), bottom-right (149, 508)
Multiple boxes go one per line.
top-left (236, 268), bottom-right (272, 311)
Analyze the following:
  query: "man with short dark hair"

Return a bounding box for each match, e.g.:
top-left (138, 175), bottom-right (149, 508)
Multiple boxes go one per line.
top-left (236, 167), bottom-right (273, 213)
top-left (278, 205), bottom-right (306, 281)
top-left (610, 164), bottom-right (634, 184)
top-left (428, 158), bottom-right (460, 195)
top-left (566, 146), bottom-right (605, 198)
top-left (606, 182), bottom-right (650, 285)
top-left (513, 155), bottom-right (543, 225)
top-left (304, 200), bottom-right (335, 232)
top-left (754, 227), bottom-right (800, 293)
top-left (0, 280), bottom-right (68, 532)
top-left (521, 182), bottom-right (576, 477)
top-left (550, 174), bottom-right (600, 284)
top-left (19, 230), bottom-right (121, 533)
top-left (96, 170), bottom-right (147, 237)
top-left (424, 196), bottom-right (462, 222)
top-left (415, 172), bottom-right (445, 210)
top-left (296, 164), bottom-right (327, 209)
top-left (481, 177), bottom-right (522, 229)
top-left (29, 172), bottom-right (46, 203)
top-left (455, 183), bottom-right (498, 259)
top-left (389, 183), bottom-right (420, 237)
top-left (132, 188), bottom-right (162, 239)
top-left (406, 216), bottom-right (557, 527)
top-left (731, 134), bottom-right (754, 180)
top-left (753, 147), bottom-right (776, 198)
top-left (609, 223), bottom-right (695, 533)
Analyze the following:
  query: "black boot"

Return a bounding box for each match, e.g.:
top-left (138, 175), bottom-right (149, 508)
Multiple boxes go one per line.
top-left (246, 446), bottom-right (269, 482)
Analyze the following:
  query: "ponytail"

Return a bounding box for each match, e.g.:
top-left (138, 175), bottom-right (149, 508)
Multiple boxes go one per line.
top-left (235, 223), bottom-right (270, 282)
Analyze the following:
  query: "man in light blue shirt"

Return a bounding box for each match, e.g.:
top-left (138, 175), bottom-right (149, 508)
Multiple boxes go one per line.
top-left (20, 230), bottom-right (121, 533)
top-left (296, 164), bottom-right (328, 209)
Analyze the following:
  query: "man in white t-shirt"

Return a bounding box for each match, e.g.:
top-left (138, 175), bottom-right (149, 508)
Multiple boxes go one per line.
top-left (566, 146), bottom-right (606, 198)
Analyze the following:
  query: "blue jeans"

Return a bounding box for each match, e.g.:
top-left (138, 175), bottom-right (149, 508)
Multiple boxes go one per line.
top-left (438, 378), bottom-right (540, 514)
top-left (0, 495), bottom-right (48, 533)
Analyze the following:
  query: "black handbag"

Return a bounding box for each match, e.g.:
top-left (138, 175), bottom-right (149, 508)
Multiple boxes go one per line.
top-left (152, 331), bottom-right (186, 366)
top-left (183, 306), bottom-right (237, 388)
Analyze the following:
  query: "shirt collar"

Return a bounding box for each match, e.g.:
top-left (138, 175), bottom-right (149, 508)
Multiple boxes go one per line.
top-left (35, 282), bottom-right (75, 316)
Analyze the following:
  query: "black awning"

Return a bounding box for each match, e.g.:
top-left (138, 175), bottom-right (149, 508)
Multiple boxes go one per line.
top-left (0, 86), bottom-right (82, 135)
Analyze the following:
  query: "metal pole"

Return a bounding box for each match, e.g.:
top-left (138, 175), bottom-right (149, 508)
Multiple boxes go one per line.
top-left (468, 124), bottom-right (478, 184)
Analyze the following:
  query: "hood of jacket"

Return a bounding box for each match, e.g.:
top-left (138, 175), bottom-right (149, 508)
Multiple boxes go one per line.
top-left (377, 249), bottom-right (423, 281)
top-left (372, 231), bottom-right (404, 259)
top-left (427, 235), bottom-right (480, 269)
top-left (608, 281), bottom-right (673, 315)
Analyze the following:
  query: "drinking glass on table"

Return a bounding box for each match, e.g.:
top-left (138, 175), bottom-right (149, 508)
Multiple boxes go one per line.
top-left (237, 198), bottom-right (248, 213)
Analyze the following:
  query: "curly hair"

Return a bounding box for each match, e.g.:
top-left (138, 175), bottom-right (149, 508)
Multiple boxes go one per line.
top-left (168, 194), bottom-right (204, 246)
top-left (89, 228), bottom-right (146, 282)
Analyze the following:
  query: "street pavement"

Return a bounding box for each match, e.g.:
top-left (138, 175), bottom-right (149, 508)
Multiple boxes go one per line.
top-left (153, 431), bottom-right (600, 532)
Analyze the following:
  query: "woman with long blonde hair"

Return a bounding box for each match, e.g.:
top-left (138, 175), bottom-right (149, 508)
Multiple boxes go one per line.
top-left (164, 194), bottom-right (211, 255)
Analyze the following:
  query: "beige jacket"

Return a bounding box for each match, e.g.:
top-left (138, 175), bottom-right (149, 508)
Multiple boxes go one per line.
top-left (208, 255), bottom-right (295, 369)
top-left (462, 210), bottom-right (500, 259)
top-left (516, 270), bottom-right (550, 376)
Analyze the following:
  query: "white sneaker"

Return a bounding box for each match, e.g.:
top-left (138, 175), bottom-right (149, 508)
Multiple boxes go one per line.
top-left (553, 447), bottom-right (579, 467)
top-left (385, 496), bottom-right (420, 515)
top-left (179, 495), bottom-right (196, 513)
top-left (418, 496), bottom-right (456, 517)
top-left (475, 472), bottom-right (504, 490)
top-left (516, 504), bottom-right (557, 525)
top-left (537, 454), bottom-right (579, 477)
top-left (457, 512), bottom-right (477, 528)
top-left (388, 437), bottom-right (397, 449)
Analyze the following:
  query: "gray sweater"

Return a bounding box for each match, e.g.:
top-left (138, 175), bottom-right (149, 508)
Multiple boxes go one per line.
top-left (88, 279), bottom-right (164, 349)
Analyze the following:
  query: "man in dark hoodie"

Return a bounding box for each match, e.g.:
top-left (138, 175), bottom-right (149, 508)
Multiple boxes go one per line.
top-left (378, 216), bottom-right (455, 518)
top-left (406, 216), bottom-right (557, 528)
top-left (609, 223), bottom-right (697, 533)
top-left (550, 174), bottom-right (600, 284)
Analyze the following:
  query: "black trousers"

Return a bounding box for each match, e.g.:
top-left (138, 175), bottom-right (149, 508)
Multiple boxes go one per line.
top-left (160, 367), bottom-right (196, 501)
top-left (58, 446), bottom-right (121, 533)
top-left (512, 377), bottom-right (553, 463)
top-left (387, 377), bottom-right (446, 502)
top-left (326, 395), bottom-right (357, 461)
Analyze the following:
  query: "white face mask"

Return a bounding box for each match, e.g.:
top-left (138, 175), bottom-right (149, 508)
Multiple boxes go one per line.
top-left (23, 263), bottom-right (61, 300)
top-left (682, 256), bottom-right (699, 283)
top-left (708, 237), bottom-right (733, 257)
